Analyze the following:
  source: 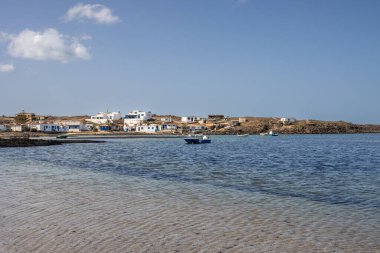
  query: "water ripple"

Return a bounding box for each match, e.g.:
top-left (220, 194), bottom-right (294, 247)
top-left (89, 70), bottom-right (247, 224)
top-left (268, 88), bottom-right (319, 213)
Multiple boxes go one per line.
top-left (1, 134), bottom-right (380, 208)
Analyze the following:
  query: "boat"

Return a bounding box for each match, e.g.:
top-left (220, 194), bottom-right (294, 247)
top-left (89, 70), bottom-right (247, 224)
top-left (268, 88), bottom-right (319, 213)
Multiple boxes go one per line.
top-left (184, 135), bottom-right (211, 144)
top-left (56, 135), bottom-right (68, 139)
top-left (237, 134), bottom-right (249, 137)
top-left (260, 131), bottom-right (278, 136)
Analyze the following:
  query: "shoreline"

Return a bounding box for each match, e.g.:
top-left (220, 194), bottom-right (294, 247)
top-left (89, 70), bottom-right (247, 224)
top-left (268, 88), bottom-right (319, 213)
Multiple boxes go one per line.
top-left (2, 132), bottom-right (379, 147)
top-left (0, 138), bottom-right (105, 148)
top-left (1, 131), bottom-right (380, 139)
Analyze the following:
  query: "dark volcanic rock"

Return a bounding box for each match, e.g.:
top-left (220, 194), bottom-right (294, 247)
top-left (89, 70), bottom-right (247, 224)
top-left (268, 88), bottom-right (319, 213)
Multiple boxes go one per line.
top-left (0, 138), bottom-right (105, 148)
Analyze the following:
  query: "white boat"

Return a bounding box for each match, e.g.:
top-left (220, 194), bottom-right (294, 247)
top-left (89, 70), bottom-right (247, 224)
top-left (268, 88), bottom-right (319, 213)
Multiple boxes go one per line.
top-left (237, 134), bottom-right (249, 137)
top-left (260, 130), bottom-right (278, 136)
top-left (184, 134), bottom-right (211, 144)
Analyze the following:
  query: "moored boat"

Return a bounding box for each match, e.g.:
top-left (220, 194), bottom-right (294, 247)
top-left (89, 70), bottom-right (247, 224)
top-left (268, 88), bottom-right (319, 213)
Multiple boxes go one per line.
top-left (184, 135), bottom-right (211, 144)
top-left (237, 134), bottom-right (249, 137)
top-left (260, 131), bottom-right (278, 136)
top-left (56, 135), bottom-right (68, 139)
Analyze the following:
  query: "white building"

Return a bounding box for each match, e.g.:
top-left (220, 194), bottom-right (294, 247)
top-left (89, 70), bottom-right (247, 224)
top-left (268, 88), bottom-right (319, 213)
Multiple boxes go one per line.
top-left (62, 121), bottom-right (90, 132)
top-left (87, 112), bottom-right (122, 124)
top-left (0, 125), bottom-right (8, 131)
top-left (124, 110), bottom-right (153, 131)
top-left (33, 123), bottom-right (65, 132)
top-left (161, 117), bottom-right (173, 123)
top-left (161, 124), bottom-right (178, 131)
top-left (11, 125), bottom-right (28, 132)
top-left (30, 121), bottom-right (90, 133)
top-left (239, 117), bottom-right (247, 123)
top-left (199, 118), bottom-right (207, 124)
top-left (126, 110), bottom-right (152, 121)
top-left (136, 124), bottom-right (161, 133)
top-left (280, 117), bottom-right (296, 124)
top-left (188, 125), bottom-right (206, 131)
top-left (181, 116), bottom-right (200, 123)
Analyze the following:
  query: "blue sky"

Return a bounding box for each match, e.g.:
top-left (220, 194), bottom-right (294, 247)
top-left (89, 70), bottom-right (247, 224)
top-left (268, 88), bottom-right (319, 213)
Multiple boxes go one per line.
top-left (0, 0), bottom-right (379, 123)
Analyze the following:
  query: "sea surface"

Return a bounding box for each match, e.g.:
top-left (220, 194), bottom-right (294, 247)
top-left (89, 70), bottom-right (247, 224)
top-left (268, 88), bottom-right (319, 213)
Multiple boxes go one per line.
top-left (0, 134), bottom-right (379, 252)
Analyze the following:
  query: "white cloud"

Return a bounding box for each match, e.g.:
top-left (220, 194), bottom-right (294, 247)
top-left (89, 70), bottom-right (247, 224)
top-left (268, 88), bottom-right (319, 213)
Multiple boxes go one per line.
top-left (6, 28), bottom-right (91, 63)
top-left (0, 64), bottom-right (15, 72)
top-left (64, 3), bottom-right (120, 24)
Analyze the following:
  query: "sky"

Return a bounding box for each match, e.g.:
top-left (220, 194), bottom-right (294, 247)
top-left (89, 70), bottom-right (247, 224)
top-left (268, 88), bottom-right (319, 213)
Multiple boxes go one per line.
top-left (0, 0), bottom-right (379, 123)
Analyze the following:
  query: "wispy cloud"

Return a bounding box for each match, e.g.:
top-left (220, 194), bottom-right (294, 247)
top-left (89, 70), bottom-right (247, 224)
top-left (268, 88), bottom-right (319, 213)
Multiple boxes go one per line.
top-left (4, 28), bottom-right (91, 63)
top-left (0, 31), bottom-right (11, 41)
top-left (0, 64), bottom-right (15, 72)
top-left (64, 3), bottom-right (120, 24)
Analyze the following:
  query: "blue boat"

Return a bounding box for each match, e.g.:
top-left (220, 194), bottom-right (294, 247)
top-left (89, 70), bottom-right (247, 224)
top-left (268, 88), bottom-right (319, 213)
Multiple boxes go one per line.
top-left (184, 135), bottom-right (211, 144)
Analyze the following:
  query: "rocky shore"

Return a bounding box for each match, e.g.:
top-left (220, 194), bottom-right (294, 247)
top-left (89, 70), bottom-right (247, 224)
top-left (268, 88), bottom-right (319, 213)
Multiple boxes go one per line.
top-left (218, 118), bottom-right (380, 135)
top-left (0, 138), bottom-right (105, 148)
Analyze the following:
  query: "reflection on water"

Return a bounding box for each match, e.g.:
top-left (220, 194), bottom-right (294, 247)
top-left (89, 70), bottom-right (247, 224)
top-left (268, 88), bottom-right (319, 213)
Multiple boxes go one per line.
top-left (0, 134), bottom-right (379, 252)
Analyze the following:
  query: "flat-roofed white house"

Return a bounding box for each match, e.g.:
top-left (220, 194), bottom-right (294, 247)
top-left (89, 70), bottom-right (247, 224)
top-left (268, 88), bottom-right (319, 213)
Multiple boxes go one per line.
top-left (11, 125), bottom-right (28, 132)
top-left (124, 110), bottom-right (153, 131)
top-left (188, 125), bottom-right (206, 131)
top-left (181, 116), bottom-right (201, 123)
top-left (30, 121), bottom-right (90, 133)
top-left (126, 110), bottom-right (152, 121)
top-left (239, 117), bottom-right (247, 123)
top-left (32, 123), bottom-right (65, 132)
top-left (161, 117), bottom-right (173, 123)
top-left (87, 112), bottom-right (122, 124)
top-left (136, 124), bottom-right (161, 133)
top-left (161, 124), bottom-right (178, 131)
top-left (62, 121), bottom-right (90, 132)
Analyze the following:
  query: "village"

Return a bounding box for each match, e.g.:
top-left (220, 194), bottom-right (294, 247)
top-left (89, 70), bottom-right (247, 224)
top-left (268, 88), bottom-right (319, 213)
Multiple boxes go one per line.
top-left (0, 110), bottom-right (302, 135)
top-left (1, 109), bottom-right (380, 136)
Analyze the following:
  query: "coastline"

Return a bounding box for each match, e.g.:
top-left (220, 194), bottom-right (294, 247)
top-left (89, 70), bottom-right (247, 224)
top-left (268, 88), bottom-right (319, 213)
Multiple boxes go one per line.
top-left (1, 129), bottom-right (380, 140)
top-left (2, 115), bottom-right (380, 138)
top-left (0, 138), bottom-right (105, 148)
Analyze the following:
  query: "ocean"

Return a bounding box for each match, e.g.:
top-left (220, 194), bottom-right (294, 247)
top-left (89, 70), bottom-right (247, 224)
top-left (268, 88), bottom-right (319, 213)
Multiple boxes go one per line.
top-left (1, 134), bottom-right (379, 252)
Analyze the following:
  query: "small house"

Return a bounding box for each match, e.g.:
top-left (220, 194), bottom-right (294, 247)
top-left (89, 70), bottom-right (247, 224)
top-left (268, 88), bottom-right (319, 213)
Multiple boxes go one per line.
top-left (161, 124), bottom-right (178, 131)
top-left (188, 125), bottom-right (206, 132)
top-left (11, 125), bottom-right (28, 132)
top-left (208, 115), bottom-right (224, 121)
top-left (15, 111), bottom-right (36, 123)
top-left (136, 124), bottom-right (161, 133)
top-left (161, 117), bottom-right (173, 123)
top-left (124, 110), bottom-right (153, 127)
top-left (64, 121), bottom-right (88, 132)
top-left (33, 123), bottom-right (64, 132)
top-left (87, 111), bottom-right (122, 124)
top-left (181, 116), bottom-right (200, 123)
top-left (239, 117), bottom-right (247, 123)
